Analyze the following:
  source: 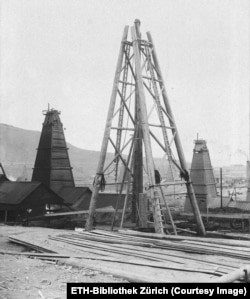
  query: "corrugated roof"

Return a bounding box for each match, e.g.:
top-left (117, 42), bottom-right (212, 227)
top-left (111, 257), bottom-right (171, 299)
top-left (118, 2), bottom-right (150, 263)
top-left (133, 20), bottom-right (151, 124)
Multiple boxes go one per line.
top-left (0, 181), bottom-right (41, 205)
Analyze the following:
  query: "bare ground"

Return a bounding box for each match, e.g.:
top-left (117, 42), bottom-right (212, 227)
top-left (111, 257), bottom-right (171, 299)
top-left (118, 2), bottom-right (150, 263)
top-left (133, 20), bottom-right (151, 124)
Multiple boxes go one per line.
top-left (0, 224), bottom-right (127, 299)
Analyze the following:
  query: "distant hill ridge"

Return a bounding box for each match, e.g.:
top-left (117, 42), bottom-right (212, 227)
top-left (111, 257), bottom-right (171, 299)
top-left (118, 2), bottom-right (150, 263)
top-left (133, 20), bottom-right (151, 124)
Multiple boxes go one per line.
top-left (0, 123), bottom-right (101, 184)
top-left (0, 123), bottom-right (246, 183)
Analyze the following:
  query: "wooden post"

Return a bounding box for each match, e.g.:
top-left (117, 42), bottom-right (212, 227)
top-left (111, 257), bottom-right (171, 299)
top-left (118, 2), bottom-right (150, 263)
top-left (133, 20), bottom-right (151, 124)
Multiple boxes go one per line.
top-left (132, 19), bottom-right (143, 225)
top-left (131, 26), bottom-right (164, 234)
top-left (139, 193), bottom-right (148, 228)
top-left (85, 26), bottom-right (129, 231)
top-left (111, 136), bottom-right (134, 230)
top-left (147, 32), bottom-right (206, 236)
top-left (220, 168), bottom-right (223, 209)
top-left (132, 90), bottom-right (143, 224)
top-left (120, 172), bottom-right (133, 228)
top-left (120, 139), bottom-right (136, 228)
top-left (158, 185), bottom-right (177, 235)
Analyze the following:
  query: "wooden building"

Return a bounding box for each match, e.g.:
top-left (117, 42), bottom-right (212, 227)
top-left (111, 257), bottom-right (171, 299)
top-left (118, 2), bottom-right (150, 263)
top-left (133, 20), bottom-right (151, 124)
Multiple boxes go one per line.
top-left (0, 181), bottom-right (64, 222)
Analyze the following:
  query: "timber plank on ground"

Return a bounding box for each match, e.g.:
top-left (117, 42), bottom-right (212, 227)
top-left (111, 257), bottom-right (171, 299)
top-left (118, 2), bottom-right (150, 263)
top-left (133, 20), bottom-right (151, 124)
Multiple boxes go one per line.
top-left (6, 226), bottom-right (250, 282)
top-left (58, 231), bottom-right (250, 260)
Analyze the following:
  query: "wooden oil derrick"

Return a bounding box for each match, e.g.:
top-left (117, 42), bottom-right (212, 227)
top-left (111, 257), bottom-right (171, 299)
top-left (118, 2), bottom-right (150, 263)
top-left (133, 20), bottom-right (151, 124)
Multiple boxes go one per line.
top-left (85, 20), bottom-right (206, 236)
top-left (184, 139), bottom-right (217, 213)
top-left (32, 107), bottom-right (75, 192)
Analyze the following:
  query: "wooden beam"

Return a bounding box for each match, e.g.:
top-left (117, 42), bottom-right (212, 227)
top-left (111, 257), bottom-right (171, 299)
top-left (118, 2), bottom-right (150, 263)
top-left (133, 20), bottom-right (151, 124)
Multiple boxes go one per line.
top-left (147, 31), bottom-right (206, 237)
top-left (212, 265), bottom-right (250, 283)
top-left (85, 26), bottom-right (129, 231)
top-left (117, 229), bottom-right (250, 248)
top-left (131, 26), bottom-right (164, 234)
top-left (44, 207), bottom-right (115, 217)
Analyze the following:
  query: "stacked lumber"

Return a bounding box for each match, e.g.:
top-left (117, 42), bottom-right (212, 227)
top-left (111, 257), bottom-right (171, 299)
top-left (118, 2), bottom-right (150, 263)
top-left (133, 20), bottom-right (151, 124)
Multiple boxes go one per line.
top-left (7, 228), bottom-right (250, 283)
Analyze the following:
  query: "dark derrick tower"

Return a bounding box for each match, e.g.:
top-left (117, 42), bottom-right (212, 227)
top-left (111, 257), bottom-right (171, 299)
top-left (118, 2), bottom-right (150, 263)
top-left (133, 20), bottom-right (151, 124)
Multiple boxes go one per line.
top-left (32, 108), bottom-right (75, 192)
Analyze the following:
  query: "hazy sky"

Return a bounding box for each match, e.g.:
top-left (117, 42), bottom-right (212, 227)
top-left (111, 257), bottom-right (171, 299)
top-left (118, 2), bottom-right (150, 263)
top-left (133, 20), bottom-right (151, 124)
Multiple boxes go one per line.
top-left (0, 0), bottom-right (249, 166)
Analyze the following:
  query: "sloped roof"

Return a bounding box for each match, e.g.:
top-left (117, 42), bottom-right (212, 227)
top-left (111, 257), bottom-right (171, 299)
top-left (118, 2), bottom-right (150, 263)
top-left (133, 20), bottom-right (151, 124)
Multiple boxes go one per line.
top-left (0, 163), bottom-right (10, 182)
top-left (207, 197), bottom-right (250, 212)
top-left (72, 192), bottom-right (127, 211)
top-left (57, 186), bottom-right (91, 205)
top-left (0, 182), bottom-right (41, 205)
top-left (0, 181), bottom-right (63, 205)
top-left (207, 196), bottom-right (231, 209)
top-left (57, 189), bottom-right (127, 211)
top-left (228, 200), bottom-right (250, 211)
top-left (0, 174), bottom-right (9, 182)
top-left (97, 192), bottom-right (126, 209)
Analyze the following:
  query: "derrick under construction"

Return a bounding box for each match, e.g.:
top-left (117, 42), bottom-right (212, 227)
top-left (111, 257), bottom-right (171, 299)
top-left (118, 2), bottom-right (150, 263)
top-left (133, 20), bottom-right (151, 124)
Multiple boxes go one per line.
top-left (85, 20), bottom-right (206, 236)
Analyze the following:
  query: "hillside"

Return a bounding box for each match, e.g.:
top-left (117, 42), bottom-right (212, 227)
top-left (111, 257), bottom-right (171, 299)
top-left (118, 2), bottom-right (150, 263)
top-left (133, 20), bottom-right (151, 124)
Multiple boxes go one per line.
top-left (0, 123), bottom-right (101, 185)
top-left (0, 123), bottom-right (183, 186)
top-left (0, 124), bottom-right (246, 186)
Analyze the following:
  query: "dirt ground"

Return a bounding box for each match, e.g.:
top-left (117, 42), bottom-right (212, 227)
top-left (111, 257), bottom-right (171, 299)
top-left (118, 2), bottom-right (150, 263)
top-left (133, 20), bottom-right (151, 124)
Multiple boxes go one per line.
top-left (0, 224), bottom-right (127, 299)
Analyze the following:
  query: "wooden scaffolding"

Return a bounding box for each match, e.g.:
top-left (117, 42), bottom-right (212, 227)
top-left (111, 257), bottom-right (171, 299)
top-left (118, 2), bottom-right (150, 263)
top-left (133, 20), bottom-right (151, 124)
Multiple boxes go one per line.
top-left (85, 20), bottom-right (206, 236)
